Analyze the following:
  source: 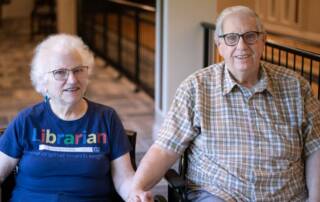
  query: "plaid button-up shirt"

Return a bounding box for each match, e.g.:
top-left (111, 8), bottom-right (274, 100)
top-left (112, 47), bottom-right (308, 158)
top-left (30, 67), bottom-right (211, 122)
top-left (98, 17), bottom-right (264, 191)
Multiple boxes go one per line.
top-left (155, 61), bottom-right (320, 202)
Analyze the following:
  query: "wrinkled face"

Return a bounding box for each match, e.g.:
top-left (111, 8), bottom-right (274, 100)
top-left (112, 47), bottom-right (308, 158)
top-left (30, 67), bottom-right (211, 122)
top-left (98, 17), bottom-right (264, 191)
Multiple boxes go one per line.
top-left (217, 12), bottom-right (265, 78)
top-left (45, 51), bottom-right (89, 106)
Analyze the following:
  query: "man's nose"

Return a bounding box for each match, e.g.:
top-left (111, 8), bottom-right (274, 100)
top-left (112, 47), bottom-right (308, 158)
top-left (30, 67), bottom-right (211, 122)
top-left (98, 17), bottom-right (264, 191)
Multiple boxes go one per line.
top-left (236, 36), bottom-right (249, 49)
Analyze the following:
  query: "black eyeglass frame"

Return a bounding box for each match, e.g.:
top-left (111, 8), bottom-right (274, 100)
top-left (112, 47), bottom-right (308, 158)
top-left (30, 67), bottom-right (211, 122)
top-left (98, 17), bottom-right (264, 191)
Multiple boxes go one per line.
top-left (218, 31), bottom-right (264, 46)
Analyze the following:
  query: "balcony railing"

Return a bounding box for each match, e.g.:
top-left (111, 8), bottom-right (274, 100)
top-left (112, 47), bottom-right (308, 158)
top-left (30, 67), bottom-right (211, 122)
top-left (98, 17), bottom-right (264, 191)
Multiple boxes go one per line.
top-left (202, 22), bottom-right (320, 99)
top-left (77, 0), bottom-right (155, 97)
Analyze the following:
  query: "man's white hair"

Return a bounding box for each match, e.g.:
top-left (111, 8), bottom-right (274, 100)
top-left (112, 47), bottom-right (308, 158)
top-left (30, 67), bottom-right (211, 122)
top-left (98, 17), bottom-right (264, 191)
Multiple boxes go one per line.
top-left (30, 34), bottom-right (94, 96)
top-left (214, 5), bottom-right (265, 43)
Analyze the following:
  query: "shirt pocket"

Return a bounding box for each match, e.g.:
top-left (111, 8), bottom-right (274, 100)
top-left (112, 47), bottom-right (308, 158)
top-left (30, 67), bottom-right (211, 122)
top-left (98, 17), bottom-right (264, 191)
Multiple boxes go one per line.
top-left (265, 123), bottom-right (302, 162)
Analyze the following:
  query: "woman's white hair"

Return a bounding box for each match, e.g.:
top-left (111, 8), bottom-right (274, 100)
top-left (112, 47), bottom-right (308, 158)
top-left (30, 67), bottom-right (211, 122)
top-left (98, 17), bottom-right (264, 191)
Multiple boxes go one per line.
top-left (30, 34), bottom-right (94, 96)
top-left (214, 5), bottom-right (265, 43)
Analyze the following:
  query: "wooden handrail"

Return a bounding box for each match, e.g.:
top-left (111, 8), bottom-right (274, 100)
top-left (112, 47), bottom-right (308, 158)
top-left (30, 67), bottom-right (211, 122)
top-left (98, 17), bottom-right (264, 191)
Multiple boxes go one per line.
top-left (108, 0), bottom-right (155, 12)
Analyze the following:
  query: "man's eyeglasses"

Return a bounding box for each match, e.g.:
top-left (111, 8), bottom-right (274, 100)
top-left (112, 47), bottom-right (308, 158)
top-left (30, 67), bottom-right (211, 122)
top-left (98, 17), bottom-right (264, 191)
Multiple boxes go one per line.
top-left (48, 65), bottom-right (89, 81)
top-left (219, 31), bottom-right (263, 46)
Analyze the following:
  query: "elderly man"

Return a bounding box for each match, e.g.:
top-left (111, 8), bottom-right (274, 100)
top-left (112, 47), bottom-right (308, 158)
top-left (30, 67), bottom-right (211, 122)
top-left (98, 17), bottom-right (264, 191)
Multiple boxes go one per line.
top-left (130, 5), bottom-right (320, 202)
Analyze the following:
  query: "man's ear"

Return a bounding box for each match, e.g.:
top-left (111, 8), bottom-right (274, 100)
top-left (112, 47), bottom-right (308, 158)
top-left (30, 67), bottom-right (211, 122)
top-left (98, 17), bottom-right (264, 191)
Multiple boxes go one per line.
top-left (215, 38), bottom-right (223, 56)
top-left (262, 33), bottom-right (267, 42)
top-left (214, 36), bottom-right (220, 46)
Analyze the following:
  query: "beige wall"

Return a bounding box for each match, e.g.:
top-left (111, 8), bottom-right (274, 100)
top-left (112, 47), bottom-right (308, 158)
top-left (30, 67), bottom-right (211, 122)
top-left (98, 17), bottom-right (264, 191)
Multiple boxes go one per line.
top-left (156, 0), bottom-right (217, 115)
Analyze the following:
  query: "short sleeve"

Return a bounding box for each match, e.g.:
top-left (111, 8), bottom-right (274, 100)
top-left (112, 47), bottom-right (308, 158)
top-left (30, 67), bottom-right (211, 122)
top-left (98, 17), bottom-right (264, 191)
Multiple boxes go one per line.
top-left (0, 116), bottom-right (24, 158)
top-left (108, 110), bottom-right (131, 161)
top-left (155, 81), bottom-right (198, 154)
top-left (302, 82), bottom-right (320, 157)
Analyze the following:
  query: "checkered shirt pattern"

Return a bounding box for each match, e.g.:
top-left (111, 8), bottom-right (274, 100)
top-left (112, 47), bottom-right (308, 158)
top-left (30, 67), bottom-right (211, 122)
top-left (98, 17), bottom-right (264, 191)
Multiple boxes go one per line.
top-left (155, 61), bottom-right (320, 202)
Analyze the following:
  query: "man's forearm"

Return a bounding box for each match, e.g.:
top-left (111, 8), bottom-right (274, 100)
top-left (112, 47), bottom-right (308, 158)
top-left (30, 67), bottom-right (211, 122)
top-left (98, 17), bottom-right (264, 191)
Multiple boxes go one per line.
top-left (132, 144), bottom-right (180, 191)
top-left (306, 149), bottom-right (320, 201)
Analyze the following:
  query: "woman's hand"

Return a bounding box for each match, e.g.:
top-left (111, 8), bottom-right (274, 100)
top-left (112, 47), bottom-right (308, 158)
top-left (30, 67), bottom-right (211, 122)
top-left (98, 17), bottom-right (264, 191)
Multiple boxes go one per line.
top-left (126, 190), bottom-right (153, 202)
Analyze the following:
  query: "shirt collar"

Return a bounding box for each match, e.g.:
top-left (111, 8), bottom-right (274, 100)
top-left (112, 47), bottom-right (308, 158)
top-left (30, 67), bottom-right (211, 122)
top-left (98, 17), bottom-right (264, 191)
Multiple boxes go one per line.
top-left (222, 62), bottom-right (275, 96)
top-left (259, 62), bottom-right (275, 97)
top-left (222, 64), bottom-right (237, 96)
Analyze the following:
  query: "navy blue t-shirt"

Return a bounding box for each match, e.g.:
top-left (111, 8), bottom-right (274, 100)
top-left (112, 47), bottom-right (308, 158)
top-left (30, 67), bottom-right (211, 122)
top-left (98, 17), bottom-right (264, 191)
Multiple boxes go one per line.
top-left (0, 100), bottom-right (131, 202)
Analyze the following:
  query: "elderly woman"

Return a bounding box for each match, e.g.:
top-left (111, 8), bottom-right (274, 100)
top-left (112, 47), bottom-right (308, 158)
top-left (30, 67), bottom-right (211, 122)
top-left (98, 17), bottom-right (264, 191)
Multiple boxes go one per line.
top-left (0, 34), bottom-right (151, 202)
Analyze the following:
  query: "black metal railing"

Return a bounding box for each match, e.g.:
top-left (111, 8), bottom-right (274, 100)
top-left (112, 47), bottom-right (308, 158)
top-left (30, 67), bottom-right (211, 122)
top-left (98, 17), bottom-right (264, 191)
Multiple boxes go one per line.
top-left (262, 42), bottom-right (320, 99)
top-left (202, 22), bottom-right (320, 99)
top-left (201, 22), bottom-right (216, 68)
top-left (77, 0), bottom-right (155, 97)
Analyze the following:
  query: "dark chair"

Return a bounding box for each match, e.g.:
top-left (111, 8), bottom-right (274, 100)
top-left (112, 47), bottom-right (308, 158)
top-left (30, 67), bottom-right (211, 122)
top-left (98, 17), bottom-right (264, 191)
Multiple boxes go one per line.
top-left (0, 127), bottom-right (14, 202)
top-left (164, 149), bottom-right (189, 202)
top-left (30, 0), bottom-right (56, 40)
top-left (0, 127), bottom-right (166, 202)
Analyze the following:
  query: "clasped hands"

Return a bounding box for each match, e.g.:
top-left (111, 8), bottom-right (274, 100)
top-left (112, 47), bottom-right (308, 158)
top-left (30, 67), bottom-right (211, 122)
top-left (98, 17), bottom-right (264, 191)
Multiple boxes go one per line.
top-left (126, 189), bottom-right (153, 202)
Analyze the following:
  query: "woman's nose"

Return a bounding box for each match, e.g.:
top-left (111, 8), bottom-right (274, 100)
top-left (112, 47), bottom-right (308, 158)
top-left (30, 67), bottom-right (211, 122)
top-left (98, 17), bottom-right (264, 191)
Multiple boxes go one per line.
top-left (66, 71), bottom-right (77, 83)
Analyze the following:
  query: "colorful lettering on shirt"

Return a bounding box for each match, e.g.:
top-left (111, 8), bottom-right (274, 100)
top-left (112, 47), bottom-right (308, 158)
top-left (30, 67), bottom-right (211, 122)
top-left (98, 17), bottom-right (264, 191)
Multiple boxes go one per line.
top-left (32, 128), bottom-right (107, 145)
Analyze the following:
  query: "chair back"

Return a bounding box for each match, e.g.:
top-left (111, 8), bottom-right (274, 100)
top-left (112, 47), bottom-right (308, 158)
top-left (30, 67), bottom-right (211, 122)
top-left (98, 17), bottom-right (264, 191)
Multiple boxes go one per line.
top-left (178, 149), bottom-right (189, 180)
top-left (125, 129), bottom-right (137, 170)
top-left (164, 148), bottom-right (190, 202)
top-left (0, 128), bottom-right (15, 202)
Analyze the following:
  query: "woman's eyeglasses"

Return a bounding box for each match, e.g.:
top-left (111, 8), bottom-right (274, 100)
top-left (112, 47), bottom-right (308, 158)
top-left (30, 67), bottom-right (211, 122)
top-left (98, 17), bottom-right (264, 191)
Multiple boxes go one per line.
top-left (219, 31), bottom-right (263, 46)
top-left (48, 65), bottom-right (89, 81)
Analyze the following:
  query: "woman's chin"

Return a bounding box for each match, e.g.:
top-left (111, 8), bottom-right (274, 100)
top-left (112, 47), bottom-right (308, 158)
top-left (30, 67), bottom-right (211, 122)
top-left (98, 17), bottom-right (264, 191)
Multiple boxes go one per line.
top-left (57, 97), bottom-right (83, 107)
